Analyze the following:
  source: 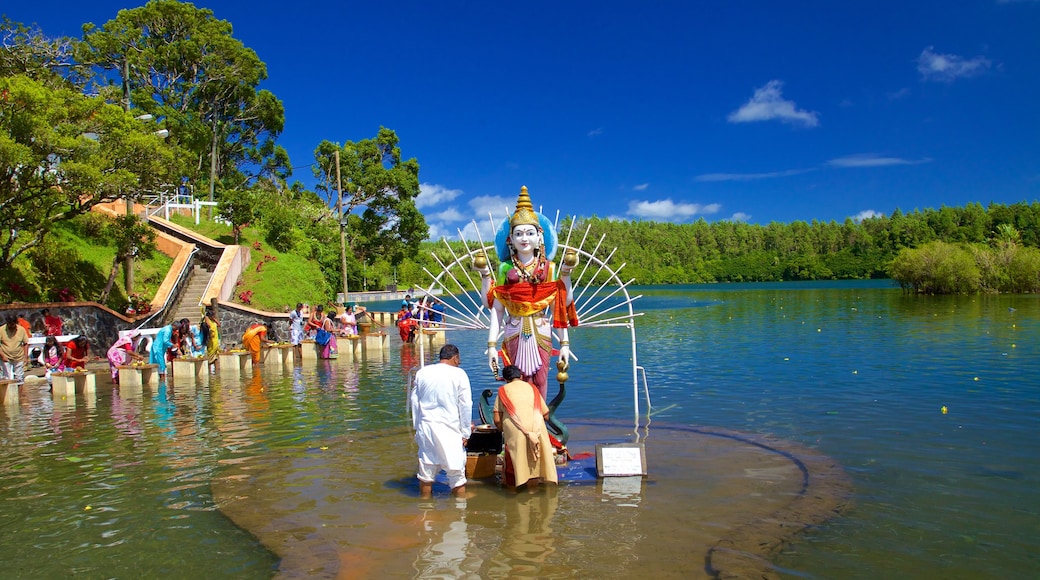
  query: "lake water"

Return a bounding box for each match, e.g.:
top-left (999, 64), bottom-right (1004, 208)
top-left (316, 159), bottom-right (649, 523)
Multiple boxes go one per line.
top-left (1, 280), bottom-right (1037, 578)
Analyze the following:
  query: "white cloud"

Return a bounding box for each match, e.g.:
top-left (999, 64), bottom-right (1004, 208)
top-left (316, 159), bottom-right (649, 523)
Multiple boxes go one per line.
top-left (416, 183), bottom-right (463, 209)
top-left (917, 46), bottom-right (992, 82)
top-left (727, 80), bottom-right (820, 128)
top-left (827, 153), bottom-right (931, 168)
top-left (633, 183), bottom-right (649, 191)
top-left (454, 220), bottom-right (499, 244)
top-left (430, 207), bottom-right (465, 222)
top-left (728, 212), bottom-right (752, 223)
top-left (626, 199), bottom-right (721, 221)
top-left (695, 168), bottom-right (812, 182)
top-left (587, 128), bottom-right (604, 137)
top-left (853, 210), bottom-right (883, 222)
top-left (467, 195), bottom-right (512, 225)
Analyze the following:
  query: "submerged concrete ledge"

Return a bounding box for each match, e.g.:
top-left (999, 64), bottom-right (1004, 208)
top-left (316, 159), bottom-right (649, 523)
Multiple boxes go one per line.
top-left (213, 420), bottom-right (852, 579)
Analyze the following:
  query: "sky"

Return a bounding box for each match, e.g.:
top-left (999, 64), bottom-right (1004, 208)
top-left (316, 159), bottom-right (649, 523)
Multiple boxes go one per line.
top-left (6, 1), bottom-right (1040, 241)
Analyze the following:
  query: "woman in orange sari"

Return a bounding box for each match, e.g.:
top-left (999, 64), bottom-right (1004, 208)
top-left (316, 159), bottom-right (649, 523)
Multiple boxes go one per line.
top-left (242, 322), bottom-right (269, 365)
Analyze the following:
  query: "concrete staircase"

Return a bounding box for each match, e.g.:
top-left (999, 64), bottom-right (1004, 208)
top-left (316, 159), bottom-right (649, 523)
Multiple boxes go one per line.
top-left (170, 265), bottom-right (212, 324)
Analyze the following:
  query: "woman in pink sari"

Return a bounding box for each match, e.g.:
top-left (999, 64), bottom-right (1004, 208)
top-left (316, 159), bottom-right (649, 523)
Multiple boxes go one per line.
top-left (107, 331), bottom-right (144, 384)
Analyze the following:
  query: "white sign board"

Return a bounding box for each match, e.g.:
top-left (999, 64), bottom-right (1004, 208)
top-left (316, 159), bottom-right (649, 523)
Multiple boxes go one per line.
top-left (596, 443), bottom-right (647, 477)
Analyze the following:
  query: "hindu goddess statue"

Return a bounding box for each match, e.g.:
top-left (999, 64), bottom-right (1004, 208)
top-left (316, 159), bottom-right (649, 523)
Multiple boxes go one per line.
top-left (475, 186), bottom-right (579, 399)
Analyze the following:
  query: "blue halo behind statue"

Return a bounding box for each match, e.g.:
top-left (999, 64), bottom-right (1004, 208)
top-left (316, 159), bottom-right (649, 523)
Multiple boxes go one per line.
top-left (494, 213), bottom-right (558, 263)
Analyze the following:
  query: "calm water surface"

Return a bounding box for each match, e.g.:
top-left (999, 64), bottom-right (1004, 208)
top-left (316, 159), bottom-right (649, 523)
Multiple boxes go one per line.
top-left (1, 280), bottom-right (1037, 578)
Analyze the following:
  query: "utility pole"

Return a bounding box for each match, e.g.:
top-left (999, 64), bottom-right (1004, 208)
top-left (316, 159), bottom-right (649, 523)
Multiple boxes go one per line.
top-left (122, 57), bottom-right (134, 295)
top-left (209, 110), bottom-right (219, 220)
top-left (335, 150), bottom-right (348, 299)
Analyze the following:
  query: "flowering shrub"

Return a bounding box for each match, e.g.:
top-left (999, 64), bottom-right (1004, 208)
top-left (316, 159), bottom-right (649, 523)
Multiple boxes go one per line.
top-left (6, 282), bottom-right (30, 299)
top-left (126, 292), bottom-right (152, 315)
top-left (54, 287), bottom-right (76, 302)
top-left (255, 254), bottom-right (277, 272)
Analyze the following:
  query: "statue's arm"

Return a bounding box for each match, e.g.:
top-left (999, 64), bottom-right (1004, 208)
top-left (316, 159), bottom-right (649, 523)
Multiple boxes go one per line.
top-left (487, 299), bottom-right (504, 370)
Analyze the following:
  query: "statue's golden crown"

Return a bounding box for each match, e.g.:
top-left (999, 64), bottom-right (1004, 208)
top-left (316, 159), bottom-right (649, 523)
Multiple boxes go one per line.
top-left (509, 186), bottom-right (540, 229)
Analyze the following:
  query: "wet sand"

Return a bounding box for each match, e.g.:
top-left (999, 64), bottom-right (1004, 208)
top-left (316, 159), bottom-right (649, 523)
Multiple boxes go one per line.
top-left (213, 420), bottom-right (852, 578)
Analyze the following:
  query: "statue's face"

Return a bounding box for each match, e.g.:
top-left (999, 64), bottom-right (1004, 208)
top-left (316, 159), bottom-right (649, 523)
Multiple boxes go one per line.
top-left (510, 224), bottom-right (540, 254)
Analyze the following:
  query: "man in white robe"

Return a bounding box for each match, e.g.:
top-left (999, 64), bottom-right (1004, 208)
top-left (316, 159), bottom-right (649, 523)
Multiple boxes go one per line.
top-left (410, 344), bottom-right (473, 498)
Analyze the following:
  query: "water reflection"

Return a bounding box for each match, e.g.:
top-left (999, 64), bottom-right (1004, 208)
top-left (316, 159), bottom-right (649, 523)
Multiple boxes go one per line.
top-left (485, 490), bottom-right (559, 577)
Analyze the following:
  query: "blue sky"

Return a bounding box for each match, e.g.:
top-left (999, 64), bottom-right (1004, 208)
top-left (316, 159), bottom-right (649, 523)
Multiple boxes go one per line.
top-left (7, 1), bottom-right (1040, 241)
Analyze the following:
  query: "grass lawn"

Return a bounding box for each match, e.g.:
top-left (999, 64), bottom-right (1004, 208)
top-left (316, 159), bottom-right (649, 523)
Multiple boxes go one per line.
top-left (1, 215), bottom-right (172, 311)
top-left (166, 213), bottom-right (332, 312)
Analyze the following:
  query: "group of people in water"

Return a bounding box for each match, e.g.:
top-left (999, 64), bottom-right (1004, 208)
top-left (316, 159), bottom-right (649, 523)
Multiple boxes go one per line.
top-left (287, 301), bottom-right (368, 360)
top-left (396, 295), bottom-right (447, 343)
top-left (1, 311), bottom-right (87, 385)
top-left (3, 300), bottom-right (375, 386)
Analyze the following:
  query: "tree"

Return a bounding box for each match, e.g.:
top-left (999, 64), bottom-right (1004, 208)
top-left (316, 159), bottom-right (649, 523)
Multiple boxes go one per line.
top-left (0, 74), bottom-right (178, 269)
top-left (98, 213), bottom-right (157, 303)
top-left (1, 17), bottom-right (86, 89)
top-left (313, 127), bottom-right (427, 280)
top-left (78, 0), bottom-right (286, 197)
top-left (217, 187), bottom-right (258, 244)
top-left (888, 241), bottom-right (980, 294)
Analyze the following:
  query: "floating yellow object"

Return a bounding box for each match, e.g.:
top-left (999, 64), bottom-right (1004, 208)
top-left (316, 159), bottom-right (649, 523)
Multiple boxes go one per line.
top-left (817, 328), bottom-right (822, 332)
top-left (852, 370), bottom-right (858, 374)
top-left (85, 506), bottom-right (92, 511)
top-left (974, 377), bottom-right (979, 381)
top-left (320, 446), bottom-right (329, 451)
top-left (941, 406), bottom-right (948, 414)
top-left (783, 357), bottom-right (790, 361)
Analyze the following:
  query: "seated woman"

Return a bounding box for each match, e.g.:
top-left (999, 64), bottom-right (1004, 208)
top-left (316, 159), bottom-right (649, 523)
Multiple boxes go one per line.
top-left (493, 364), bottom-right (559, 490)
top-left (63, 336), bottom-right (90, 370)
top-left (42, 308), bottom-right (63, 337)
top-left (42, 336), bottom-right (65, 384)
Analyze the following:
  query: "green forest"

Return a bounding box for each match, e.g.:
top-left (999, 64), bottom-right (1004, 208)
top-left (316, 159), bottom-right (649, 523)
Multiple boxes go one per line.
top-left (402, 201), bottom-right (1040, 295)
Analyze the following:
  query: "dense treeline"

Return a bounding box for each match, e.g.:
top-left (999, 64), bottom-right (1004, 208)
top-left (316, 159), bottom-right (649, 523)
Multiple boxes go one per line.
top-left (573, 202), bottom-right (1040, 285)
top-left (394, 201), bottom-right (1040, 294)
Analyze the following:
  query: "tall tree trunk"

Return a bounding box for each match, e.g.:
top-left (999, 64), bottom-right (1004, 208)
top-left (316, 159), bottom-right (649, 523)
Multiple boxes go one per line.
top-left (98, 255), bottom-right (121, 305)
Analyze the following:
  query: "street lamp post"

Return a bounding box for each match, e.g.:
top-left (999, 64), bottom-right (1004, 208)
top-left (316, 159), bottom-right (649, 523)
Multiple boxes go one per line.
top-left (122, 59), bottom-right (134, 295)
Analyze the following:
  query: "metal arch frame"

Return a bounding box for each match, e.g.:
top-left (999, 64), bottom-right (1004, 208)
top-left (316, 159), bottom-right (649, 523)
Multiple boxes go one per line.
top-left (416, 218), bottom-right (652, 430)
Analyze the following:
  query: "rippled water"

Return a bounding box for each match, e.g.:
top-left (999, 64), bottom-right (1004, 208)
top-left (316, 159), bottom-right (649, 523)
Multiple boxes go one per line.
top-left (1, 280), bottom-right (1038, 578)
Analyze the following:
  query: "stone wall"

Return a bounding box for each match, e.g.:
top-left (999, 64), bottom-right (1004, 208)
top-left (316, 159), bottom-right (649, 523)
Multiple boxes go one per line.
top-left (211, 301), bottom-right (290, 348)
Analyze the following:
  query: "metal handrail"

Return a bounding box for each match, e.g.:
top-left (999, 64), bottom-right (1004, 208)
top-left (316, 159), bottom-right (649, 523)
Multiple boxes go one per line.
top-left (133, 246), bottom-right (199, 330)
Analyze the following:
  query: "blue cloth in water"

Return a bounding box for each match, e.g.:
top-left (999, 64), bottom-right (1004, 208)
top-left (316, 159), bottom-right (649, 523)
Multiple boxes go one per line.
top-left (432, 453), bottom-right (599, 487)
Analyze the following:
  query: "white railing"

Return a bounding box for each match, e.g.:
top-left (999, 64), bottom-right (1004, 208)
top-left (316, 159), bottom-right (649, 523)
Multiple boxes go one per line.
top-left (145, 193), bottom-right (220, 225)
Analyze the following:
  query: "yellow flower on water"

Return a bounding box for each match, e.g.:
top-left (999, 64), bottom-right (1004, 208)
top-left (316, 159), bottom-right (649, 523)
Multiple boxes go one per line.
top-left (941, 406), bottom-right (948, 414)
